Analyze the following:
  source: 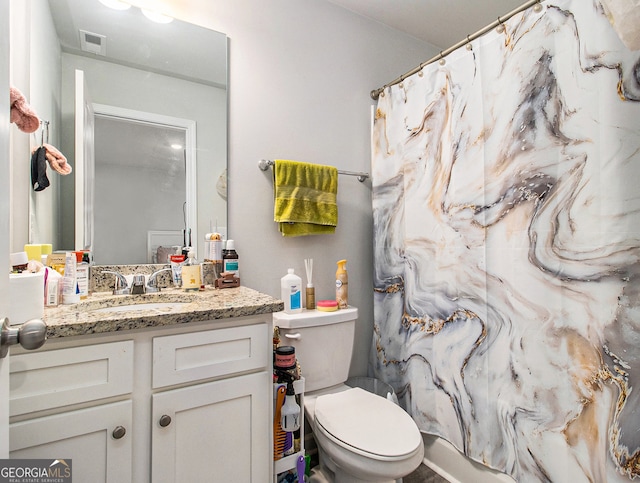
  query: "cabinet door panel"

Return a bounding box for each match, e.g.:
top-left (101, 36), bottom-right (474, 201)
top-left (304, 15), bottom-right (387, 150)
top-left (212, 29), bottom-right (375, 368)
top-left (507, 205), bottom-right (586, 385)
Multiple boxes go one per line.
top-left (10, 400), bottom-right (132, 483)
top-left (152, 372), bottom-right (270, 483)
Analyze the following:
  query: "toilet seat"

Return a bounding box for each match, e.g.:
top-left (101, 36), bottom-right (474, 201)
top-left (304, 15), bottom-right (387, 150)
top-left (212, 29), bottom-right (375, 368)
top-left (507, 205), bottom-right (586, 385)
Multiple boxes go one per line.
top-left (313, 387), bottom-right (422, 459)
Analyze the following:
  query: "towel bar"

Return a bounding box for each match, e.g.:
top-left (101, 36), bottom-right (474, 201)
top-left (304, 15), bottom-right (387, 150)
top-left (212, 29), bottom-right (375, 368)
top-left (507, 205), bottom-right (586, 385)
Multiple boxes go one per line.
top-left (258, 159), bottom-right (369, 182)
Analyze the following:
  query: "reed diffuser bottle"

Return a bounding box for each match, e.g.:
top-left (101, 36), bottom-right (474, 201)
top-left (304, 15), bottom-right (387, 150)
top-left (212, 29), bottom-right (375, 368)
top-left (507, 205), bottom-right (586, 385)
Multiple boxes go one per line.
top-left (305, 258), bottom-right (315, 310)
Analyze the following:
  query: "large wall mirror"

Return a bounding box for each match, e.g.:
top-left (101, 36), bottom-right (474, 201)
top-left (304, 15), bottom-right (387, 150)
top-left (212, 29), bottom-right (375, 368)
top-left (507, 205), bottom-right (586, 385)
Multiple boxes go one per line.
top-left (24, 0), bottom-right (228, 265)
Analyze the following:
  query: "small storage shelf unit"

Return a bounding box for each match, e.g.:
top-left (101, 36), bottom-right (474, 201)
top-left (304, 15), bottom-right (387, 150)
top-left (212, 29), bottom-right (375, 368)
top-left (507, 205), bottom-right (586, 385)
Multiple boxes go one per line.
top-left (274, 377), bottom-right (305, 482)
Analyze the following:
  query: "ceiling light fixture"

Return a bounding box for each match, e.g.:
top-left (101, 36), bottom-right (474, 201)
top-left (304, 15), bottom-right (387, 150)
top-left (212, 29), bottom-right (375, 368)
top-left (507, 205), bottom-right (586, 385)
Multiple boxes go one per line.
top-left (98, 0), bottom-right (131, 10)
top-left (171, 144), bottom-right (183, 150)
top-left (141, 8), bottom-right (174, 24)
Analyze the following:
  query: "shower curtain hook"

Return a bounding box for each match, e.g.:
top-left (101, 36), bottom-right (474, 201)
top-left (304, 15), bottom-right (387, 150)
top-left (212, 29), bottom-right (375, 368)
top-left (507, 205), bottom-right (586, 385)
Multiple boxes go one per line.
top-left (496, 17), bottom-right (505, 33)
top-left (438, 51), bottom-right (446, 66)
top-left (466, 35), bottom-right (473, 51)
top-left (533, 1), bottom-right (543, 13)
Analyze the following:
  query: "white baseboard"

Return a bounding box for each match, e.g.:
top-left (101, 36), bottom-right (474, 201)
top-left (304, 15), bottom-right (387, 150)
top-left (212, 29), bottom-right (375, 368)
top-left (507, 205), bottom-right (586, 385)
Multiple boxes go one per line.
top-left (420, 434), bottom-right (516, 483)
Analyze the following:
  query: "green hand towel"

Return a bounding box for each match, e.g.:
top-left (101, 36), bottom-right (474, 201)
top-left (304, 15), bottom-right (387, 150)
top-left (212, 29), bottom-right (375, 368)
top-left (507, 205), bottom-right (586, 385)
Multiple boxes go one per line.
top-left (274, 159), bottom-right (338, 236)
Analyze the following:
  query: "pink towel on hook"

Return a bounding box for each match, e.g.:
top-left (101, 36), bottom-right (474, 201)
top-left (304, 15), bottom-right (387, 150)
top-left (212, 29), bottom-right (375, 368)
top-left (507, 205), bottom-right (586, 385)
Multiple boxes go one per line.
top-left (30, 144), bottom-right (72, 175)
top-left (43, 143), bottom-right (72, 175)
top-left (10, 86), bottom-right (40, 133)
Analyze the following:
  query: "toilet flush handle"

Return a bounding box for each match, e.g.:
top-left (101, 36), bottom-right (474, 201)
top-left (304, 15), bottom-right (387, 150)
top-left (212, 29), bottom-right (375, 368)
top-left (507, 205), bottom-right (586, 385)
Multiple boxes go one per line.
top-left (284, 332), bottom-right (301, 340)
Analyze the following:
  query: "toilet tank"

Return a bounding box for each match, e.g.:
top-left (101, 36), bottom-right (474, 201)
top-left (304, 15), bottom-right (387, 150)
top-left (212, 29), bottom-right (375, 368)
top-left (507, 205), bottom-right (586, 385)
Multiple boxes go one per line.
top-left (273, 307), bottom-right (358, 392)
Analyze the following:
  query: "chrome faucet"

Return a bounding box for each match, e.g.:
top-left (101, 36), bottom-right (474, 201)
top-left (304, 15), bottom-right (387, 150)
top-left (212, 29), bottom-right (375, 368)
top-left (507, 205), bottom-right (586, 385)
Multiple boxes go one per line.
top-left (103, 268), bottom-right (172, 295)
top-left (130, 275), bottom-right (146, 295)
top-left (146, 268), bottom-right (172, 293)
top-left (103, 270), bottom-right (130, 295)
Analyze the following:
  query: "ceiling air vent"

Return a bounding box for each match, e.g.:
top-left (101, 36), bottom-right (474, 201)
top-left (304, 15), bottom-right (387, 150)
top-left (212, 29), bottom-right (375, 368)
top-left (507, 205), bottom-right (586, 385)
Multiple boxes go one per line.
top-left (79, 29), bottom-right (107, 56)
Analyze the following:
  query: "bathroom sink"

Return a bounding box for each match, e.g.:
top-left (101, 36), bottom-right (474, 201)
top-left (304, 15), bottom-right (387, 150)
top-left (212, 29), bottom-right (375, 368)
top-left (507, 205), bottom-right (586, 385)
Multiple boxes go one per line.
top-left (91, 302), bottom-right (188, 314)
top-left (75, 291), bottom-right (197, 315)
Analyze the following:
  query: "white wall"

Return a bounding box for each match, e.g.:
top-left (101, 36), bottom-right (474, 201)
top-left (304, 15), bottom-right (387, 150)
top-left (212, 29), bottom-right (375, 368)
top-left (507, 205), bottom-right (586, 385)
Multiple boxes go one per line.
top-left (125, 0), bottom-right (438, 381)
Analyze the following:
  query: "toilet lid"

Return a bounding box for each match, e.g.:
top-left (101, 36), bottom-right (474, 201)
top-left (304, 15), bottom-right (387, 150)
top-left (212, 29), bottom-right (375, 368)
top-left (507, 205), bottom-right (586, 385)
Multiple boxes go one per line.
top-left (314, 387), bottom-right (421, 458)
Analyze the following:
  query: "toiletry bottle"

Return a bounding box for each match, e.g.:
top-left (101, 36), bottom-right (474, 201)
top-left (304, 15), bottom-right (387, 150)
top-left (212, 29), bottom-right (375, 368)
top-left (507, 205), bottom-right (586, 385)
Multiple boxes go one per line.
top-left (223, 240), bottom-right (239, 277)
top-left (336, 259), bottom-right (348, 309)
top-left (281, 381), bottom-right (301, 432)
top-left (45, 267), bottom-right (62, 307)
top-left (304, 258), bottom-right (315, 309)
top-left (204, 233), bottom-right (213, 261)
top-left (281, 381), bottom-right (301, 457)
top-left (306, 282), bottom-right (315, 310)
top-left (75, 252), bottom-right (89, 300)
top-left (62, 252), bottom-right (80, 304)
top-left (205, 232), bottom-right (224, 277)
top-left (281, 269), bottom-right (302, 314)
top-left (170, 254), bottom-right (186, 287)
top-left (181, 249), bottom-right (201, 291)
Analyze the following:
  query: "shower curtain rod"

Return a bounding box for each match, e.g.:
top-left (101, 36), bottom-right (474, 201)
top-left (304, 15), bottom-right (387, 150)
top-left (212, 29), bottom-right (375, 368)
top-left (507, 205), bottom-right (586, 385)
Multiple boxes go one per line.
top-left (258, 159), bottom-right (370, 182)
top-left (370, 0), bottom-right (542, 100)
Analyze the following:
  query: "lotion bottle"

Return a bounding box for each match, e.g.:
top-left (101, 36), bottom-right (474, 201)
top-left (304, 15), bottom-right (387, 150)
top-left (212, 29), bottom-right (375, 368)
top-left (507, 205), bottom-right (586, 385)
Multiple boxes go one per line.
top-left (62, 252), bottom-right (80, 304)
top-left (281, 269), bottom-right (302, 314)
top-left (336, 259), bottom-right (348, 309)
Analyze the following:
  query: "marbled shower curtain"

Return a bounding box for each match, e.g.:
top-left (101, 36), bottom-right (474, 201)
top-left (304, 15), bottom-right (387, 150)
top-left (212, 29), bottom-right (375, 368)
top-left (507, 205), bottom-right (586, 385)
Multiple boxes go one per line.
top-left (371, 1), bottom-right (640, 482)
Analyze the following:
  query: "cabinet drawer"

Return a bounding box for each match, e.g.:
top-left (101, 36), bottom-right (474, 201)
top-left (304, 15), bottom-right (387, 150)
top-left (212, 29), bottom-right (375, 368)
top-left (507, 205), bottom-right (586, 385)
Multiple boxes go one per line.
top-left (152, 323), bottom-right (268, 388)
top-left (10, 341), bottom-right (134, 417)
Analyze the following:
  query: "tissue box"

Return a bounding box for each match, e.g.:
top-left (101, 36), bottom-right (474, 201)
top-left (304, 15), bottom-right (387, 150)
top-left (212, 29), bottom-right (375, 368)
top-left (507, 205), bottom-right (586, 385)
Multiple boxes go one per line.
top-left (9, 271), bottom-right (45, 326)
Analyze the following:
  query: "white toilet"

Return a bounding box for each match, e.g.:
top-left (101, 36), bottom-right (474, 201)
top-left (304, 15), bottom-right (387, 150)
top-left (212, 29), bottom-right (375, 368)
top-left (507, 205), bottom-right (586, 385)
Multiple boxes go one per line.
top-left (273, 307), bottom-right (424, 483)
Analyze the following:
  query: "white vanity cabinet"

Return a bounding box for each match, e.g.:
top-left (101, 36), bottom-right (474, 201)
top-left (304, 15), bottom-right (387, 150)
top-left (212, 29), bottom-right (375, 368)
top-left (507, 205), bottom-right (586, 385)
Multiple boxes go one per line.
top-left (9, 340), bottom-right (134, 482)
top-left (149, 323), bottom-right (271, 482)
top-left (8, 315), bottom-right (273, 483)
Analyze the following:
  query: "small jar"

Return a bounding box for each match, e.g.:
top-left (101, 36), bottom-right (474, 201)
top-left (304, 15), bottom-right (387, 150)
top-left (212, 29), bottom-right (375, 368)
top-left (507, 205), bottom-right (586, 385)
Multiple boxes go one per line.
top-left (275, 346), bottom-right (296, 371)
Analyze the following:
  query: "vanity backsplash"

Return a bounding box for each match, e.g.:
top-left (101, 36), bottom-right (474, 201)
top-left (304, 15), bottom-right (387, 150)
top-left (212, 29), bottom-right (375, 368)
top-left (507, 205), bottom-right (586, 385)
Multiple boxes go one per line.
top-left (91, 264), bottom-right (219, 293)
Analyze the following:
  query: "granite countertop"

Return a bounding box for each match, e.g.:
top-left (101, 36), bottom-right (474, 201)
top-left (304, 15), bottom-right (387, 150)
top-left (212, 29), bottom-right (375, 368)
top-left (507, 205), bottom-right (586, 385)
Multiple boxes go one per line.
top-left (43, 286), bottom-right (284, 338)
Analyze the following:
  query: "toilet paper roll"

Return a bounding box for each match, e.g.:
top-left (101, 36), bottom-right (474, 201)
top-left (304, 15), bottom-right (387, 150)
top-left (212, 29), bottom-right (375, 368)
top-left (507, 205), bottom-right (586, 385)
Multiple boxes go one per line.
top-left (8, 271), bottom-right (45, 326)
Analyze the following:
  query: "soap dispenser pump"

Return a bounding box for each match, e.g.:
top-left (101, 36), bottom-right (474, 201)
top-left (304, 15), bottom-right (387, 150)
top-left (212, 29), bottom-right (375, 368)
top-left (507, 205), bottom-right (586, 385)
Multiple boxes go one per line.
top-left (182, 249), bottom-right (201, 291)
